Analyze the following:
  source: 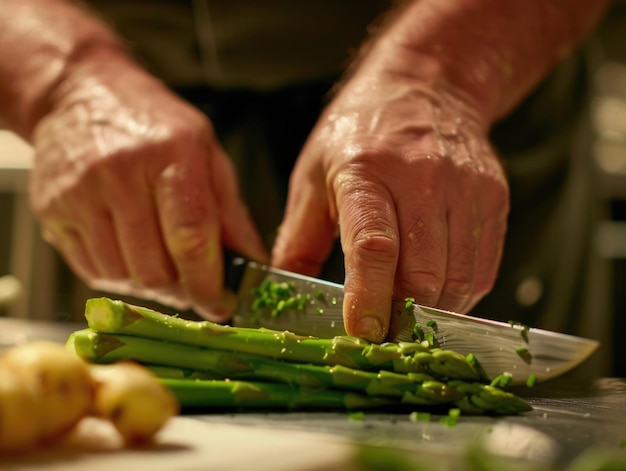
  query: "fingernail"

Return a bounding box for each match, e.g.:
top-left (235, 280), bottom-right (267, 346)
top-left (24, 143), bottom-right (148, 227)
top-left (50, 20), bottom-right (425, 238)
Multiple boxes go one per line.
top-left (354, 316), bottom-right (385, 343)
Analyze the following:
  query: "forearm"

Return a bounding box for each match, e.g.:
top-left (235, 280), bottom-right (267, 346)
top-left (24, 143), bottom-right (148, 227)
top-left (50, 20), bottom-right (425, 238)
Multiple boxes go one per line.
top-left (0, 0), bottom-right (128, 139)
top-left (354, 0), bottom-right (611, 125)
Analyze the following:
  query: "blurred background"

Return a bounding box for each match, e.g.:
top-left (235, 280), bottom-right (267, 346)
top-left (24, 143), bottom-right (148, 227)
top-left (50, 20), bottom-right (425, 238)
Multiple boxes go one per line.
top-left (1, 1), bottom-right (626, 377)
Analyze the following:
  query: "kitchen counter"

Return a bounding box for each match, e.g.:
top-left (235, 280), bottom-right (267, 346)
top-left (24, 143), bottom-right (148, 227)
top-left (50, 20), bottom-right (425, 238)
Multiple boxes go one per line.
top-left (0, 317), bottom-right (624, 470)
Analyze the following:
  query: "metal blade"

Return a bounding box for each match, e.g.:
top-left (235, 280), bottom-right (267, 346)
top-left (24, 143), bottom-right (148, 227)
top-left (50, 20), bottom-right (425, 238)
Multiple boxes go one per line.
top-left (387, 300), bottom-right (599, 384)
top-left (232, 261), bottom-right (599, 384)
top-left (232, 262), bottom-right (346, 339)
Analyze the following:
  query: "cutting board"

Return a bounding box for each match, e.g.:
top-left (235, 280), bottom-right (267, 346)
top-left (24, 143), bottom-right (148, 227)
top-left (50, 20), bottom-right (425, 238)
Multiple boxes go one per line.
top-left (0, 416), bottom-right (355, 471)
top-left (1, 317), bottom-right (625, 470)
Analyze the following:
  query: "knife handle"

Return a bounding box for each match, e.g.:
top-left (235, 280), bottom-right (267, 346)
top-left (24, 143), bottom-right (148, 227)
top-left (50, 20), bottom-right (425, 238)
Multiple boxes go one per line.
top-left (223, 249), bottom-right (248, 292)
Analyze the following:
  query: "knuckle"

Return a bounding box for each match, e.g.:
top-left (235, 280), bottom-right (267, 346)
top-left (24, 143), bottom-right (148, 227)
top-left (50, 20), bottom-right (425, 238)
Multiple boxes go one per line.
top-left (401, 269), bottom-right (444, 303)
top-left (166, 111), bottom-right (214, 145)
top-left (450, 241), bottom-right (478, 269)
top-left (136, 271), bottom-right (176, 289)
top-left (443, 277), bottom-right (473, 300)
top-left (473, 273), bottom-right (497, 298)
top-left (169, 224), bottom-right (211, 262)
top-left (352, 232), bottom-right (399, 262)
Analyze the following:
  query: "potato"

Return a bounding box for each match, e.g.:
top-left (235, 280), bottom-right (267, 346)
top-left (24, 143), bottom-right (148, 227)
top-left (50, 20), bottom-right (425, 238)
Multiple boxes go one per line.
top-left (89, 361), bottom-right (178, 445)
top-left (0, 341), bottom-right (93, 442)
top-left (0, 367), bottom-right (42, 453)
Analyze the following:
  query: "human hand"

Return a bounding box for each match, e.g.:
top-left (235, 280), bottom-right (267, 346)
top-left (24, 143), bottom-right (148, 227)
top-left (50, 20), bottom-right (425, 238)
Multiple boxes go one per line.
top-left (29, 52), bottom-right (268, 319)
top-left (272, 66), bottom-right (509, 343)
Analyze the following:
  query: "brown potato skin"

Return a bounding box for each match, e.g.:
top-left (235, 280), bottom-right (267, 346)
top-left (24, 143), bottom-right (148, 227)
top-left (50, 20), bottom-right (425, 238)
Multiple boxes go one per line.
top-left (89, 361), bottom-right (179, 445)
top-left (0, 342), bottom-right (178, 453)
top-left (0, 341), bottom-right (94, 443)
top-left (0, 367), bottom-right (42, 453)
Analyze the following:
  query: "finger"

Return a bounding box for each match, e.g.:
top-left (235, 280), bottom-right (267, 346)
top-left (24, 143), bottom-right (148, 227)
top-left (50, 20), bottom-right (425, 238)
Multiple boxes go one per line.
top-left (109, 185), bottom-right (178, 290)
top-left (337, 174), bottom-right (399, 343)
top-left (437, 199), bottom-right (479, 313)
top-left (42, 224), bottom-right (98, 282)
top-left (155, 161), bottom-right (229, 320)
top-left (271, 170), bottom-right (337, 277)
top-left (74, 208), bottom-right (129, 280)
top-left (466, 203), bottom-right (508, 311)
top-left (89, 279), bottom-right (190, 311)
top-left (393, 158), bottom-right (449, 309)
top-left (394, 206), bottom-right (448, 309)
top-left (211, 152), bottom-right (269, 263)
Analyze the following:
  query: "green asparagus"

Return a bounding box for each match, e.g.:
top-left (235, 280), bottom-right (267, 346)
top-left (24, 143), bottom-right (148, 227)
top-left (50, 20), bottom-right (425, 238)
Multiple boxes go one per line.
top-left (68, 328), bottom-right (531, 414)
top-left (70, 297), bottom-right (534, 415)
top-left (159, 378), bottom-right (393, 410)
top-left (169, 376), bottom-right (530, 414)
top-left (83, 297), bottom-right (486, 381)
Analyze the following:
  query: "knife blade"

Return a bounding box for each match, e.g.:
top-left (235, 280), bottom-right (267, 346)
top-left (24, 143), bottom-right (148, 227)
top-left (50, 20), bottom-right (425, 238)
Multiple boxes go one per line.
top-left (230, 259), bottom-right (599, 384)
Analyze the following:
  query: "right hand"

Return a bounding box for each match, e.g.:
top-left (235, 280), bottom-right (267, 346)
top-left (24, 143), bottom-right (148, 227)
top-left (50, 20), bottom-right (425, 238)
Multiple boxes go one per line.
top-left (29, 51), bottom-right (268, 320)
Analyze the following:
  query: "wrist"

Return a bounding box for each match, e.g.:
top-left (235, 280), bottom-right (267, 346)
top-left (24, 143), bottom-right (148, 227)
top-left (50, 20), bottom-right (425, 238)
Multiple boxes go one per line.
top-left (47, 44), bottom-right (151, 111)
top-left (350, 0), bottom-right (610, 127)
top-left (344, 39), bottom-right (492, 135)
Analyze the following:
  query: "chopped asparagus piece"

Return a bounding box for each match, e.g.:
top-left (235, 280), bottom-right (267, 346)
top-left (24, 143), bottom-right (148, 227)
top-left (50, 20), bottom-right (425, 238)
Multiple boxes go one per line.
top-left (409, 411), bottom-right (431, 422)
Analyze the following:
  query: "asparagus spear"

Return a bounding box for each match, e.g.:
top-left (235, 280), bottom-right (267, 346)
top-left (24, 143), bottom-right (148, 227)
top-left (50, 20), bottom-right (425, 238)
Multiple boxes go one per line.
top-left (448, 380), bottom-right (532, 415)
top-left (144, 365), bottom-right (221, 381)
top-left (83, 297), bottom-right (484, 381)
top-left (166, 375), bottom-right (530, 415)
top-left (68, 329), bottom-right (531, 414)
top-left (69, 329), bottom-right (458, 399)
top-left (160, 378), bottom-right (395, 410)
top-left (162, 377), bottom-right (530, 414)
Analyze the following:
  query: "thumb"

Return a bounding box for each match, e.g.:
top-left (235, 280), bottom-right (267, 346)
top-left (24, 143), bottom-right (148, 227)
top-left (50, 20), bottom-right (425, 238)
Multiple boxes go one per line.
top-left (271, 178), bottom-right (337, 277)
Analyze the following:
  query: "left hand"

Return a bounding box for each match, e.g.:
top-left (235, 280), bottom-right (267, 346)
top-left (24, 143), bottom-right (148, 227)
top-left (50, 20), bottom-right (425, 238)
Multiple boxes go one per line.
top-left (272, 69), bottom-right (509, 343)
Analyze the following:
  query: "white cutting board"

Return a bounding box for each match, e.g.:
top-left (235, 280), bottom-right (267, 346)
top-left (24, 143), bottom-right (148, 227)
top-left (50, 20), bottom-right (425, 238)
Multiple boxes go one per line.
top-left (0, 416), bottom-right (355, 471)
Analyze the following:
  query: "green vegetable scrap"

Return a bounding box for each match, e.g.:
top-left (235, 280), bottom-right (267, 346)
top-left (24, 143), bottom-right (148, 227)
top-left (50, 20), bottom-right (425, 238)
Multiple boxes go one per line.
top-left (348, 411), bottom-right (365, 422)
top-left (425, 331), bottom-right (439, 348)
top-left (69, 297), bottom-right (532, 415)
top-left (250, 279), bottom-right (311, 317)
top-left (508, 320), bottom-right (530, 343)
top-left (412, 323), bottom-right (425, 343)
top-left (490, 372), bottom-right (513, 389)
top-left (426, 319), bottom-right (438, 332)
top-left (439, 407), bottom-right (461, 427)
top-left (409, 411), bottom-right (431, 422)
top-left (515, 346), bottom-right (532, 364)
top-left (404, 297), bottom-right (416, 310)
top-left (526, 374), bottom-right (537, 388)
top-left (466, 353), bottom-right (489, 382)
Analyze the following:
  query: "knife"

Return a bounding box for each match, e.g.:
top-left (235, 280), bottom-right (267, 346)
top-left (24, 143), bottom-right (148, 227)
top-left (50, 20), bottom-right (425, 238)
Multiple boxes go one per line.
top-left (229, 258), bottom-right (599, 385)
